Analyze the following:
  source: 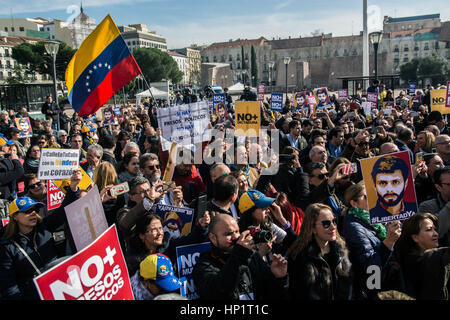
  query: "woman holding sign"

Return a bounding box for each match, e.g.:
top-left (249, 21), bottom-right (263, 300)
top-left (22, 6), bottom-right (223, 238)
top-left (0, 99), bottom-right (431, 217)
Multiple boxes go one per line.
top-left (0, 170), bottom-right (81, 300)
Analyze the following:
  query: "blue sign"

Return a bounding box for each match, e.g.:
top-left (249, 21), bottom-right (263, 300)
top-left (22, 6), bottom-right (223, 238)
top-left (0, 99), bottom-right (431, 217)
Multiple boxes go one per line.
top-left (409, 82), bottom-right (416, 96)
top-left (176, 242), bottom-right (211, 300)
top-left (270, 93), bottom-right (283, 112)
top-left (213, 93), bottom-right (225, 105)
top-left (151, 204), bottom-right (194, 240)
top-left (113, 106), bottom-right (121, 116)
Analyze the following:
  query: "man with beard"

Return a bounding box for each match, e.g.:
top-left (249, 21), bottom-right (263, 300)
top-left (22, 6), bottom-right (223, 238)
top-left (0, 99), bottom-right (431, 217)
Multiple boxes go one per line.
top-left (370, 155), bottom-right (417, 222)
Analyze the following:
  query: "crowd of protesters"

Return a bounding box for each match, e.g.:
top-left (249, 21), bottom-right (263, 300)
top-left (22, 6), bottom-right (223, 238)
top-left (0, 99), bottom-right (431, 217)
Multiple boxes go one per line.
top-left (0, 80), bottom-right (449, 301)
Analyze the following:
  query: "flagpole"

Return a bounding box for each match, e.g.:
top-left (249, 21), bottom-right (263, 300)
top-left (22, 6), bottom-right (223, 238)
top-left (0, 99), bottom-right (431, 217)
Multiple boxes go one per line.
top-left (140, 73), bottom-right (156, 102)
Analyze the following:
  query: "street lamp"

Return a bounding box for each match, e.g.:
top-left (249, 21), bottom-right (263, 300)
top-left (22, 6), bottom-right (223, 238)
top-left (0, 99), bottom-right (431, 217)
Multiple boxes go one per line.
top-left (268, 61), bottom-right (274, 92)
top-left (369, 31), bottom-right (383, 81)
top-left (283, 56), bottom-right (291, 100)
top-left (44, 40), bottom-right (60, 131)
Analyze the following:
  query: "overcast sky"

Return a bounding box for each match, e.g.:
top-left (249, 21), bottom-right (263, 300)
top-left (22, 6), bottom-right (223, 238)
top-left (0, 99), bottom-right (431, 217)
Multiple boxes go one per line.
top-left (0, 0), bottom-right (449, 49)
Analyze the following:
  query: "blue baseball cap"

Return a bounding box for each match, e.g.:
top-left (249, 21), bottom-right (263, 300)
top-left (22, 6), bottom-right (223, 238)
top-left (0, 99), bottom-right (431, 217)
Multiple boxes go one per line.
top-left (9, 197), bottom-right (44, 216)
top-left (139, 253), bottom-right (182, 292)
top-left (0, 134), bottom-right (13, 146)
top-left (239, 190), bottom-right (276, 213)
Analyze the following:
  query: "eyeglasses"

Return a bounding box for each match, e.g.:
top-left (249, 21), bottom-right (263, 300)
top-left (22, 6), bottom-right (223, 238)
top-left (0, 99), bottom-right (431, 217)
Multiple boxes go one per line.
top-left (145, 226), bottom-right (164, 235)
top-left (21, 208), bottom-right (36, 215)
top-left (312, 173), bottom-right (328, 180)
top-left (357, 141), bottom-right (369, 147)
top-left (146, 164), bottom-right (160, 170)
top-left (436, 141), bottom-right (450, 146)
top-left (134, 188), bottom-right (151, 195)
top-left (319, 218), bottom-right (338, 229)
top-left (28, 182), bottom-right (42, 190)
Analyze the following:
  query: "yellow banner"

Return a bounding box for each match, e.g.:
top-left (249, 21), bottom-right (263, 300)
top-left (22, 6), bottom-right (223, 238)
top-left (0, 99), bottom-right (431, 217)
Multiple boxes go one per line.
top-left (235, 101), bottom-right (260, 137)
top-left (431, 89), bottom-right (450, 114)
top-left (53, 166), bottom-right (93, 193)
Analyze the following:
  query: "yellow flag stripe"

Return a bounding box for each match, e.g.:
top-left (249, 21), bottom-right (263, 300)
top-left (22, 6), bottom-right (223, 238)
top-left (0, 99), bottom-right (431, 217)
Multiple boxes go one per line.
top-left (65, 14), bottom-right (121, 93)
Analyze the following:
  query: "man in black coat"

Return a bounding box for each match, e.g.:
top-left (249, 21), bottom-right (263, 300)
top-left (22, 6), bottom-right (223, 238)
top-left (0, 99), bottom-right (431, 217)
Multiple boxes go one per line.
top-left (41, 96), bottom-right (61, 131)
top-left (0, 139), bottom-right (24, 201)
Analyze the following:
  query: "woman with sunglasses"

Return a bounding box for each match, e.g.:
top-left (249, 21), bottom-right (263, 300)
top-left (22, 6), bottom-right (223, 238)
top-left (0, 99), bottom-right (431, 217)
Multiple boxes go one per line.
top-left (342, 181), bottom-right (401, 300)
top-left (0, 170), bottom-right (81, 300)
top-left (288, 203), bottom-right (352, 300)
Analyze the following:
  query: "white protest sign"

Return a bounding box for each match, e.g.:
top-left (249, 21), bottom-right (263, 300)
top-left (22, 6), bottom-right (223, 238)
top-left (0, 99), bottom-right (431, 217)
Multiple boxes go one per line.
top-left (362, 102), bottom-right (372, 115)
top-left (38, 148), bottom-right (80, 180)
top-left (64, 185), bottom-right (108, 252)
top-left (157, 101), bottom-right (211, 151)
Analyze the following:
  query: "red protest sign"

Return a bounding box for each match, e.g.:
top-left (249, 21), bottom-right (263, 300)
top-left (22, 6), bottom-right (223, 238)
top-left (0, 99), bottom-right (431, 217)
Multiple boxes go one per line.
top-left (47, 180), bottom-right (65, 211)
top-left (33, 225), bottom-right (134, 300)
top-left (1, 218), bottom-right (9, 227)
top-left (338, 89), bottom-right (348, 101)
top-left (446, 81), bottom-right (450, 108)
top-left (367, 92), bottom-right (378, 109)
top-left (257, 83), bottom-right (265, 101)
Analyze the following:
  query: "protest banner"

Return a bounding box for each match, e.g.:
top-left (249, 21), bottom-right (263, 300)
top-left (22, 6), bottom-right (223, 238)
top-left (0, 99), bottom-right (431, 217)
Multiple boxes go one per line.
top-left (306, 95), bottom-right (317, 116)
top-left (64, 185), bottom-right (108, 252)
top-left (409, 96), bottom-right (421, 109)
top-left (360, 150), bottom-right (418, 225)
top-left (162, 141), bottom-right (178, 182)
top-left (213, 93), bottom-right (228, 123)
top-left (338, 89), bottom-right (348, 101)
top-left (270, 93), bottom-right (283, 112)
top-left (383, 101), bottom-right (396, 110)
top-left (430, 89), bottom-right (449, 114)
top-left (53, 166), bottom-right (93, 194)
top-left (293, 91), bottom-right (308, 110)
top-left (367, 92), bottom-right (378, 109)
top-left (409, 82), bottom-right (416, 96)
top-left (176, 242), bottom-right (211, 300)
top-left (157, 101), bottom-right (211, 151)
top-left (102, 106), bottom-right (116, 125)
top-left (362, 102), bottom-right (372, 115)
top-left (15, 117), bottom-right (33, 138)
top-left (47, 180), bottom-right (65, 211)
top-left (37, 148), bottom-right (80, 180)
top-left (1, 219), bottom-right (9, 227)
top-left (33, 225), bottom-right (134, 300)
top-left (257, 83), bottom-right (265, 102)
top-left (313, 87), bottom-right (332, 110)
top-left (446, 81), bottom-right (450, 109)
top-left (234, 101), bottom-right (260, 137)
top-left (151, 203), bottom-right (194, 240)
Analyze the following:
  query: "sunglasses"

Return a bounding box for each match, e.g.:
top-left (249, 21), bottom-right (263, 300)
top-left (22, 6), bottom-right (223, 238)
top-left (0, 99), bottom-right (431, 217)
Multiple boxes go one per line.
top-left (357, 141), bottom-right (369, 147)
top-left (319, 218), bottom-right (338, 229)
top-left (21, 208), bottom-right (37, 215)
top-left (28, 182), bottom-right (43, 190)
top-left (146, 164), bottom-right (160, 170)
top-left (312, 173), bottom-right (328, 180)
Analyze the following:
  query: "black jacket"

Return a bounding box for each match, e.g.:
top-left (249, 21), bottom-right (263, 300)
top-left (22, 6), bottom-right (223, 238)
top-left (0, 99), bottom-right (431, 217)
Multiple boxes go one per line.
top-left (288, 239), bottom-right (353, 300)
top-left (193, 244), bottom-right (289, 300)
top-left (0, 187), bottom-right (80, 300)
top-left (41, 102), bottom-right (60, 123)
top-left (0, 158), bottom-right (24, 201)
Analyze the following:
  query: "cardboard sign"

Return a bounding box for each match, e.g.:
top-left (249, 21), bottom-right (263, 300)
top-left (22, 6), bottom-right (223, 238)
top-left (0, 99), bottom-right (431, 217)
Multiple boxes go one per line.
top-left (409, 82), bottom-right (416, 96)
top-left (367, 92), bottom-right (378, 109)
top-left (234, 101), bottom-right (260, 137)
top-left (47, 180), bottom-right (65, 211)
top-left (113, 106), bottom-right (121, 116)
top-left (151, 203), bottom-right (194, 240)
top-left (338, 89), bottom-right (348, 101)
top-left (64, 185), bottom-right (109, 252)
top-left (270, 93), bottom-right (283, 112)
top-left (313, 87), bottom-right (332, 110)
top-left (293, 91), bottom-right (308, 109)
top-left (257, 83), bottom-right (265, 102)
top-left (213, 94), bottom-right (228, 124)
top-left (38, 148), bottom-right (80, 180)
top-left (15, 117), bottom-right (33, 138)
top-left (362, 102), bottom-right (372, 115)
top-left (157, 101), bottom-right (211, 151)
top-left (1, 218), bottom-right (9, 227)
top-left (360, 150), bottom-right (418, 225)
top-left (176, 242), bottom-right (211, 300)
top-left (431, 89), bottom-right (449, 114)
top-left (33, 225), bottom-right (134, 300)
top-left (102, 106), bottom-right (116, 126)
top-left (306, 95), bottom-right (317, 116)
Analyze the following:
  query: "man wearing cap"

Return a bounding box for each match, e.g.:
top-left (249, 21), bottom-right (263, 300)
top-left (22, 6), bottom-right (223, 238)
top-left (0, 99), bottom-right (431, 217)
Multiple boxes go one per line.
top-left (193, 213), bottom-right (289, 300)
top-left (0, 134), bottom-right (24, 201)
top-left (81, 125), bottom-right (96, 151)
top-left (130, 253), bottom-right (183, 300)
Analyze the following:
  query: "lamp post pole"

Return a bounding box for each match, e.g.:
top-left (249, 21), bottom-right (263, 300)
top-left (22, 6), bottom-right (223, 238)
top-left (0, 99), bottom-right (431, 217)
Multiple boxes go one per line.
top-left (283, 56), bottom-right (291, 102)
top-left (369, 31), bottom-right (383, 82)
top-left (44, 40), bottom-right (60, 132)
top-left (268, 61), bottom-right (274, 93)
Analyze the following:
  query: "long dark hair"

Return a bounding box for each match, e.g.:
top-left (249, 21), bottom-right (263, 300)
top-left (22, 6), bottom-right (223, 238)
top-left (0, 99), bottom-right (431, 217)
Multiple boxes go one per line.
top-left (238, 206), bottom-right (272, 233)
top-left (128, 213), bottom-right (163, 253)
top-left (119, 152), bottom-right (138, 173)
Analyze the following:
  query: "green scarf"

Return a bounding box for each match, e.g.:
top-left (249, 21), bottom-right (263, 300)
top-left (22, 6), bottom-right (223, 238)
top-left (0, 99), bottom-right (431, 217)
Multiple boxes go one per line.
top-left (348, 207), bottom-right (386, 240)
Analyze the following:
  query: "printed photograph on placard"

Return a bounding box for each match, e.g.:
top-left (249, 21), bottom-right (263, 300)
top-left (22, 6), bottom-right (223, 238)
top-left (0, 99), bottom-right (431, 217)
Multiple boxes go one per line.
top-left (102, 106), bottom-right (116, 125)
top-left (15, 117), bottom-right (33, 138)
top-left (360, 151), bottom-right (418, 225)
top-left (313, 87), bottom-right (332, 110)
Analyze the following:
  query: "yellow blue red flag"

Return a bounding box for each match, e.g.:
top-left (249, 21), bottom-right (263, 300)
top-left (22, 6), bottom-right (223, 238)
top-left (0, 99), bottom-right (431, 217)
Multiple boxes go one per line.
top-left (65, 14), bottom-right (141, 116)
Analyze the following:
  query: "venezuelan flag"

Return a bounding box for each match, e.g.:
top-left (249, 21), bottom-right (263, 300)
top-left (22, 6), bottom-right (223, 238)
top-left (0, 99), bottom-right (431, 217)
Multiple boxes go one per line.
top-left (65, 14), bottom-right (141, 116)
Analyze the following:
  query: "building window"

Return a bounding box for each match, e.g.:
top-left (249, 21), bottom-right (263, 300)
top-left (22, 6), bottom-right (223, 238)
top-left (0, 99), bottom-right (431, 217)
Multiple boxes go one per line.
top-left (4, 49), bottom-right (9, 57)
top-left (404, 45), bottom-right (409, 52)
top-left (352, 48), bottom-right (358, 56)
top-left (11, 27), bottom-right (14, 32)
top-left (435, 42), bottom-right (440, 49)
top-left (394, 45), bottom-right (399, 52)
top-left (334, 49), bottom-right (339, 57)
top-left (424, 42), bottom-right (429, 50)
top-left (229, 54), bottom-right (232, 61)
top-left (237, 54), bottom-right (240, 61)
top-left (132, 41), bottom-right (136, 45)
top-left (414, 44), bottom-right (419, 51)
top-left (408, 24), bottom-right (412, 29)
top-left (415, 24), bottom-right (419, 29)
top-left (230, 63), bottom-right (233, 70)
top-left (403, 55), bottom-right (409, 62)
top-left (237, 62), bottom-right (241, 69)
top-left (394, 25), bottom-right (398, 31)
top-left (4, 27), bottom-right (7, 32)
top-left (401, 25), bottom-right (405, 30)
top-left (19, 27), bottom-right (24, 32)
top-left (343, 49), bottom-right (348, 56)
top-left (213, 56), bottom-right (217, 62)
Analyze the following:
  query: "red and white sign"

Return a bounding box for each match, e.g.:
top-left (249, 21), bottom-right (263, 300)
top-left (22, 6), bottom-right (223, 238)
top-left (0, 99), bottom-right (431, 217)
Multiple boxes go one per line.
top-left (257, 83), bottom-right (265, 101)
top-left (1, 219), bottom-right (9, 227)
top-left (33, 225), bottom-right (134, 300)
top-left (338, 89), bottom-right (348, 101)
top-left (446, 81), bottom-right (450, 108)
top-left (47, 180), bottom-right (65, 211)
top-left (367, 92), bottom-right (378, 109)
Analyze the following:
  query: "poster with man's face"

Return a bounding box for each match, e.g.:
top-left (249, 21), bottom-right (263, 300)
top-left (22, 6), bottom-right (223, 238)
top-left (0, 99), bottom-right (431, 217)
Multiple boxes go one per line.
top-left (360, 150), bottom-right (418, 225)
top-left (15, 117), bottom-right (33, 138)
top-left (313, 87), bottom-right (332, 110)
top-left (102, 107), bottom-right (115, 125)
top-left (294, 91), bottom-right (308, 110)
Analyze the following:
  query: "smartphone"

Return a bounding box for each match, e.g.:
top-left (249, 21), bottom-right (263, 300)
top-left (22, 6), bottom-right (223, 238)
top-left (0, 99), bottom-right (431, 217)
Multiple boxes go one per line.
top-left (371, 127), bottom-right (380, 134)
top-left (351, 163), bottom-right (358, 173)
top-left (348, 111), bottom-right (356, 117)
top-left (109, 182), bottom-right (130, 197)
top-left (316, 112), bottom-right (326, 117)
top-left (162, 181), bottom-right (176, 191)
top-left (410, 112), bottom-right (420, 117)
top-left (415, 152), bottom-right (424, 164)
top-left (196, 194), bottom-right (208, 220)
top-left (279, 154), bottom-right (295, 162)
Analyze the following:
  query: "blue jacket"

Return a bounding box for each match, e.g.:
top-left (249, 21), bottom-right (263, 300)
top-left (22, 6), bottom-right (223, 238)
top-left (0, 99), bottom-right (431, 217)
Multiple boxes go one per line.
top-left (341, 214), bottom-right (393, 299)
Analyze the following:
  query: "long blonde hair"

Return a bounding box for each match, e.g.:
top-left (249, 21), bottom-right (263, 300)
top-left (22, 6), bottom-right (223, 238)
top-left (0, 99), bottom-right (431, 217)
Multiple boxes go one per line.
top-left (94, 161), bottom-right (118, 191)
top-left (288, 203), bottom-right (343, 260)
top-left (2, 212), bottom-right (42, 239)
